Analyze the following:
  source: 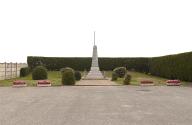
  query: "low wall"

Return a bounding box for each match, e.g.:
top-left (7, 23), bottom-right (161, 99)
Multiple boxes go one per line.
top-left (0, 63), bottom-right (27, 80)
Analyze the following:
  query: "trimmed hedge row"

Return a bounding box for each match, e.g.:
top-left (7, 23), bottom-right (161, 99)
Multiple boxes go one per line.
top-left (99, 58), bottom-right (149, 72)
top-left (27, 57), bottom-right (91, 71)
top-left (27, 51), bottom-right (192, 82)
top-left (149, 52), bottom-right (192, 81)
top-left (27, 56), bottom-right (149, 72)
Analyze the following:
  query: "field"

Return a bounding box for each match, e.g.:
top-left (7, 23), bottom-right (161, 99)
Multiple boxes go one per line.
top-left (0, 71), bottom-right (191, 86)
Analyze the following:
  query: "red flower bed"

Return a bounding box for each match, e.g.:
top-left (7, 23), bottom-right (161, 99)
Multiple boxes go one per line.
top-left (140, 80), bottom-right (154, 84)
top-left (166, 80), bottom-right (180, 83)
top-left (166, 80), bottom-right (181, 86)
top-left (13, 80), bottom-right (26, 85)
top-left (37, 80), bottom-right (51, 84)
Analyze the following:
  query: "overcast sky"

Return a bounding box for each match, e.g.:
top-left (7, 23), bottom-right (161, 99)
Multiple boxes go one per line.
top-left (0, 0), bottom-right (191, 63)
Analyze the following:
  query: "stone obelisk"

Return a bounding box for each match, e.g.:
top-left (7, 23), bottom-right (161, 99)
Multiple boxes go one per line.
top-left (84, 32), bottom-right (105, 80)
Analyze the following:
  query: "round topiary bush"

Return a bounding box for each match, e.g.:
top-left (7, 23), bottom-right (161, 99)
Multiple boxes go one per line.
top-left (61, 67), bottom-right (75, 85)
top-left (60, 67), bottom-right (74, 74)
top-left (32, 66), bottom-right (48, 80)
top-left (74, 71), bottom-right (81, 81)
top-left (123, 74), bottom-right (131, 85)
top-left (20, 67), bottom-right (30, 77)
top-left (113, 67), bottom-right (127, 78)
top-left (111, 72), bottom-right (118, 81)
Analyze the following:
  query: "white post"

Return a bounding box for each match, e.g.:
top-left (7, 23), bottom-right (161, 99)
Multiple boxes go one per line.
top-left (16, 63), bottom-right (17, 78)
top-left (11, 62), bottom-right (12, 79)
top-left (4, 62), bottom-right (6, 80)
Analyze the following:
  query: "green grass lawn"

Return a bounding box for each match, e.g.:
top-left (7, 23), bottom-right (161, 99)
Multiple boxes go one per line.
top-left (105, 71), bottom-right (166, 85)
top-left (0, 71), bottom-right (62, 87)
top-left (0, 71), bottom-right (191, 86)
top-left (105, 71), bottom-right (191, 86)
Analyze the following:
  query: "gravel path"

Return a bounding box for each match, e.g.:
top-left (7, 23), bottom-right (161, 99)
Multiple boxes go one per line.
top-left (76, 80), bottom-right (118, 86)
top-left (0, 82), bottom-right (192, 125)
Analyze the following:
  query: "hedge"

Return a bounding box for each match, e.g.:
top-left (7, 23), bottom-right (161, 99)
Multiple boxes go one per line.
top-left (149, 52), bottom-right (192, 81)
top-left (99, 58), bottom-right (149, 72)
top-left (27, 51), bottom-right (192, 82)
top-left (27, 57), bottom-right (91, 71)
top-left (27, 56), bottom-right (149, 72)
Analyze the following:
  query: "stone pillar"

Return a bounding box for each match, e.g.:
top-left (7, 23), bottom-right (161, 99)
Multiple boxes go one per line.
top-left (84, 45), bottom-right (105, 80)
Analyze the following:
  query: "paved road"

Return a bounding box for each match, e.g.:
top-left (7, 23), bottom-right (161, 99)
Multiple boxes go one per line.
top-left (0, 83), bottom-right (192, 125)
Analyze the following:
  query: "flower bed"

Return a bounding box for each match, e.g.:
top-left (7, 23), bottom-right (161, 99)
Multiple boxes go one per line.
top-left (166, 80), bottom-right (181, 86)
top-left (140, 80), bottom-right (154, 86)
top-left (13, 80), bottom-right (27, 87)
top-left (37, 80), bottom-right (51, 87)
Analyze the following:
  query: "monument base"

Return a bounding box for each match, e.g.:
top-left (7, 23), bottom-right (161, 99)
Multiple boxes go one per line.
top-left (83, 67), bottom-right (106, 80)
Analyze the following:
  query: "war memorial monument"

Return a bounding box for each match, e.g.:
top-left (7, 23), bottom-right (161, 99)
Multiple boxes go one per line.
top-left (84, 32), bottom-right (105, 80)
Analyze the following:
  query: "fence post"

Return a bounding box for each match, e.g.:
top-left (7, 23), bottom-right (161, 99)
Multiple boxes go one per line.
top-left (16, 63), bottom-right (18, 78)
top-left (4, 62), bottom-right (6, 79)
top-left (11, 62), bottom-right (12, 79)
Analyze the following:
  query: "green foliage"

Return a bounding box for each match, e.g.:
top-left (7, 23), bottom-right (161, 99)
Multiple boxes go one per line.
top-left (20, 67), bottom-right (30, 77)
top-left (74, 71), bottom-right (81, 81)
top-left (99, 58), bottom-right (150, 73)
top-left (111, 72), bottom-right (118, 81)
top-left (60, 67), bottom-right (74, 74)
top-left (32, 66), bottom-right (48, 80)
top-left (149, 52), bottom-right (192, 82)
top-left (27, 56), bottom-right (149, 72)
top-left (61, 68), bottom-right (75, 85)
top-left (27, 51), bottom-right (192, 82)
top-left (123, 74), bottom-right (132, 85)
top-left (113, 67), bottom-right (127, 78)
top-left (28, 57), bottom-right (92, 71)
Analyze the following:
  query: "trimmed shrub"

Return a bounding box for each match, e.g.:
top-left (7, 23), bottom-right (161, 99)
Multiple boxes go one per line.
top-left (123, 74), bottom-right (131, 85)
top-left (20, 67), bottom-right (30, 77)
top-left (61, 68), bottom-right (75, 85)
top-left (60, 67), bottom-right (74, 74)
top-left (32, 66), bottom-right (48, 80)
top-left (111, 72), bottom-right (118, 81)
top-left (113, 67), bottom-right (127, 78)
top-left (74, 71), bottom-right (81, 81)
